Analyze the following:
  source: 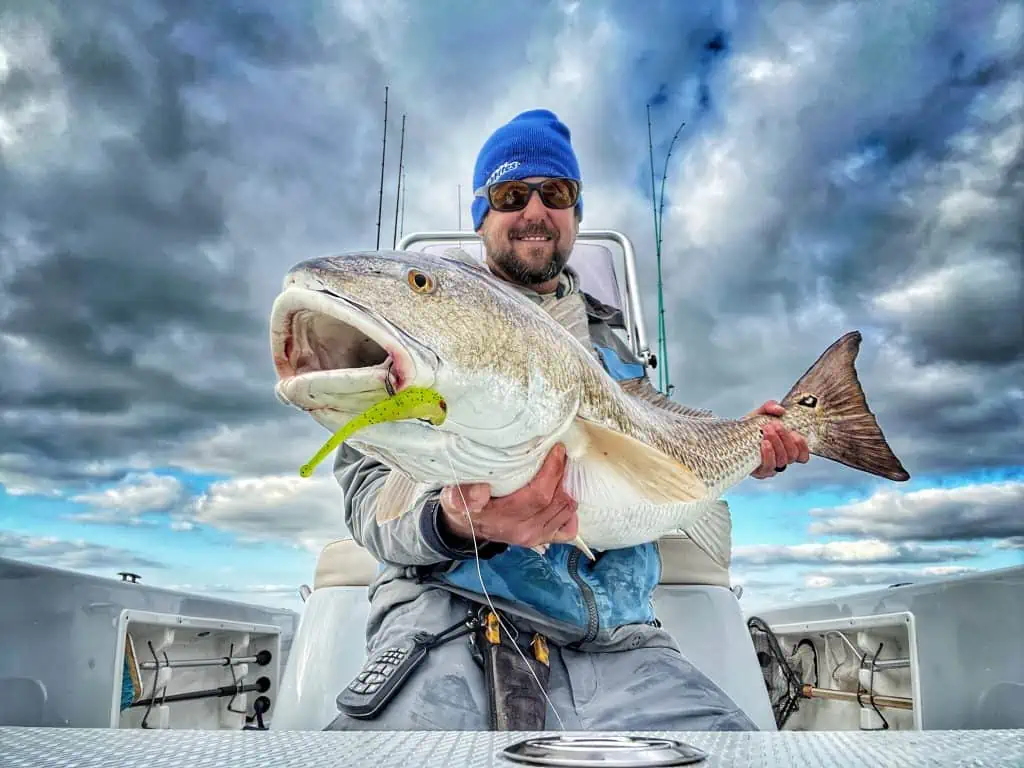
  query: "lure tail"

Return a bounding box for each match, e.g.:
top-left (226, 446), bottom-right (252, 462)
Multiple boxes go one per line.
top-left (299, 387), bottom-right (447, 477)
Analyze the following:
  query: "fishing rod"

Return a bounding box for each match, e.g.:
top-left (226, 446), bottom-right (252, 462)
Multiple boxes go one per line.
top-left (376, 86), bottom-right (389, 249)
top-left (800, 684), bottom-right (913, 712)
top-left (391, 114), bottom-right (406, 249)
top-left (138, 649), bottom-right (272, 671)
top-left (646, 106), bottom-right (685, 396)
top-left (645, 105), bottom-right (661, 393)
top-left (130, 676), bottom-right (271, 709)
top-left (399, 170), bottom-right (407, 240)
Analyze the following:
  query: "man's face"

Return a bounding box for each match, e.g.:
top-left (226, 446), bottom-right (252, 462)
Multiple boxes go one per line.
top-left (477, 176), bottom-right (579, 291)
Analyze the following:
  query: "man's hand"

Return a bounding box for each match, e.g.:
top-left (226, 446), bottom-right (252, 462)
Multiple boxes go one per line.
top-left (748, 400), bottom-right (810, 479)
top-left (439, 443), bottom-right (579, 549)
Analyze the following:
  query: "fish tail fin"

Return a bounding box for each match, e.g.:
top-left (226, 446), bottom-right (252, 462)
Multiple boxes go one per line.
top-left (781, 331), bottom-right (910, 482)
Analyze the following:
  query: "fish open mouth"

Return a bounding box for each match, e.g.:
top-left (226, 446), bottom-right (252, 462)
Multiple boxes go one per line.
top-left (270, 287), bottom-right (415, 405)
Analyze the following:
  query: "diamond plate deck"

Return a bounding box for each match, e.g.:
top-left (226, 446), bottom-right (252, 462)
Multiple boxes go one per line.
top-left (1, 728), bottom-right (1022, 767)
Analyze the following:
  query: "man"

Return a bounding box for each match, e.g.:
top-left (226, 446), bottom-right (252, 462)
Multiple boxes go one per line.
top-left (326, 109), bottom-right (808, 732)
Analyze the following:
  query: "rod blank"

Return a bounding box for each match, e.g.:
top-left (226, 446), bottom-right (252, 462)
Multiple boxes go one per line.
top-left (870, 657), bottom-right (911, 671)
top-left (140, 649), bottom-right (271, 670)
top-left (801, 684), bottom-right (913, 711)
top-left (131, 676), bottom-right (271, 708)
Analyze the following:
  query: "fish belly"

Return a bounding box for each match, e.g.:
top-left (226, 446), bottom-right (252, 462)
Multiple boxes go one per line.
top-left (575, 498), bottom-right (723, 551)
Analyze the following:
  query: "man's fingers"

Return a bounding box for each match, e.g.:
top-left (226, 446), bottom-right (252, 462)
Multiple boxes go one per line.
top-left (764, 428), bottom-right (787, 468)
top-left (748, 399), bottom-right (785, 418)
top-left (796, 435), bottom-right (810, 463)
top-left (753, 422), bottom-right (812, 478)
top-left (751, 438), bottom-right (777, 478)
top-left (777, 428), bottom-right (801, 464)
top-left (529, 443), bottom-right (567, 492)
top-left (529, 498), bottom-right (577, 547)
top-left (442, 483), bottom-right (490, 515)
top-left (545, 495), bottom-right (578, 536)
top-left (762, 421), bottom-right (807, 465)
top-left (468, 484), bottom-right (492, 507)
top-left (489, 443), bottom-right (567, 515)
top-left (549, 510), bottom-right (580, 543)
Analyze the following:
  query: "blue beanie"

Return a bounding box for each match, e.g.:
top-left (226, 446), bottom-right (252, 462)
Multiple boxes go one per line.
top-left (471, 109), bottom-right (583, 231)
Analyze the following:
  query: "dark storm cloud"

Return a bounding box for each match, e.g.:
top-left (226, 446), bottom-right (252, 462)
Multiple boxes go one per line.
top-left (614, 0), bottom-right (1024, 485)
top-left (0, 0), bottom-right (567, 492)
top-left (0, 0), bottom-right (393, 482)
top-left (0, 531), bottom-right (167, 572)
top-left (0, 0), bottom-right (1020, 507)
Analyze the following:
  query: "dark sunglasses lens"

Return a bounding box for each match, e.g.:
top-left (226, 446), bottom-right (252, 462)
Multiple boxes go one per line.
top-left (488, 181), bottom-right (531, 211)
top-left (539, 179), bottom-right (578, 208)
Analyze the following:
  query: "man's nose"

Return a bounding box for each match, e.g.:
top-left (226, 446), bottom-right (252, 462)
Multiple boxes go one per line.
top-left (522, 189), bottom-right (548, 218)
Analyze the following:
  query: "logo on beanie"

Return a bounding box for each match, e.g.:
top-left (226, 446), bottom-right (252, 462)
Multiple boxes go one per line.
top-left (484, 160), bottom-right (521, 187)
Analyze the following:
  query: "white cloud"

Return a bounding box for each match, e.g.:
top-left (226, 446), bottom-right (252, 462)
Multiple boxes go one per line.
top-left (162, 582), bottom-right (304, 611)
top-left (733, 539), bottom-right (978, 566)
top-left (0, 454), bottom-right (139, 498)
top-left (185, 472), bottom-right (348, 552)
top-left (809, 480), bottom-right (1024, 541)
top-left (803, 565), bottom-right (977, 590)
top-left (70, 472), bottom-right (183, 518)
top-left (872, 259), bottom-right (1019, 321)
top-left (0, 19), bottom-right (70, 157)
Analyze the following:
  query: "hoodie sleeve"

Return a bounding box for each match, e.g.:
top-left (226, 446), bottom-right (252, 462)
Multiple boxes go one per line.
top-left (333, 442), bottom-right (508, 567)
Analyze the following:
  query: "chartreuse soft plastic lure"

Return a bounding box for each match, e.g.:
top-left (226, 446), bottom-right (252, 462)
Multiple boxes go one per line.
top-left (298, 387), bottom-right (448, 478)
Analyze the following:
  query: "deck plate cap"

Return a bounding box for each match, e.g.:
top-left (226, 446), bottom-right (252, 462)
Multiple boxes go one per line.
top-left (500, 735), bottom-right (708, 767)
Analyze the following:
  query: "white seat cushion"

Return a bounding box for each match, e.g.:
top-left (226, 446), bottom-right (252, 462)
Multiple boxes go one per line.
top-left (313, 535), bottom-right (730, 590)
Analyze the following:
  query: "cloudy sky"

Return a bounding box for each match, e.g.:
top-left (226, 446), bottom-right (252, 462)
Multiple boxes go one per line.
top-left (1, 0), bottom-right (1021, 615)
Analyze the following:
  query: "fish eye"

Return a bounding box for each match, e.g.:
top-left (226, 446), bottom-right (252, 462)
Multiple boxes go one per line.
top-left (407, 269), bottom-right (436, 294)
top-left (798, 394), bottom-right (818, 408)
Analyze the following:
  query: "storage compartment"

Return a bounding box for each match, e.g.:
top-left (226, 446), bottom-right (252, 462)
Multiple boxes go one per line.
top-left (750, 611), bottom-right (919, 731)
top-left (111, 610), bottom-right (281, 730)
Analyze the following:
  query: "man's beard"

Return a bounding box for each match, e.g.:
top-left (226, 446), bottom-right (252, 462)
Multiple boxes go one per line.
top-left (486, 223), bottom-right (570, 286)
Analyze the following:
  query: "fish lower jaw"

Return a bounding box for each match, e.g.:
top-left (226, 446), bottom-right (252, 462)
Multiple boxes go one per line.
top-left (273, 369), bottom-right (390, 411)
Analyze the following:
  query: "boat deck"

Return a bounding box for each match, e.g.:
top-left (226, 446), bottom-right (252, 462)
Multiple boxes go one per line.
top-left (2, 727), bottom-right (1022, 767)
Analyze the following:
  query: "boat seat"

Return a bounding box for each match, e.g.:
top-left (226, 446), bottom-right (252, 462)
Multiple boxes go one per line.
top-left (283, 537), bottom-right (768, 732)
top-left (313, 535), bottom-right (730, 590)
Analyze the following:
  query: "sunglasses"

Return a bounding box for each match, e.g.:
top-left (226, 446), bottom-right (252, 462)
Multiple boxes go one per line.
top-left (475, 178), bottom-right (581, 213)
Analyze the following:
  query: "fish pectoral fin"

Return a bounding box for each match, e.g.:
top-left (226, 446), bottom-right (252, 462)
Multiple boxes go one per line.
top-left (375, 470), bottom-right (432, 524)
top-left (572, 535), bottom-right (596, 561)
top-left (682, 500), bottom-right (733, 569)
top-left (566, 418), bottom-right (709, 507)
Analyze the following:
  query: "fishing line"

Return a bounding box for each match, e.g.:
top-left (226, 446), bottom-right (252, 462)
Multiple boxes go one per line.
top-left (435, 434), bottom-right (567, 732)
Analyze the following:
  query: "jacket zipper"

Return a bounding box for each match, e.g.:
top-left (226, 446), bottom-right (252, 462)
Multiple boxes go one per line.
top-left (567, 549), bottom-right (599, 643)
